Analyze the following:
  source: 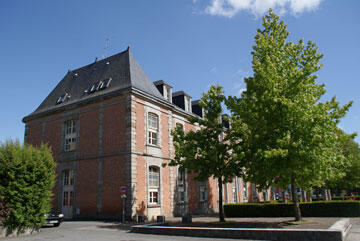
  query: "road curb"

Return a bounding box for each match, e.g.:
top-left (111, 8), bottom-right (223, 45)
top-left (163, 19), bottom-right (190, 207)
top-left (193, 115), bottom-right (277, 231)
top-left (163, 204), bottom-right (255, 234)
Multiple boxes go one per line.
top-left (131, 218), bottom-right (351, 241)
top-left (0, 226), bottom-right (40, 238)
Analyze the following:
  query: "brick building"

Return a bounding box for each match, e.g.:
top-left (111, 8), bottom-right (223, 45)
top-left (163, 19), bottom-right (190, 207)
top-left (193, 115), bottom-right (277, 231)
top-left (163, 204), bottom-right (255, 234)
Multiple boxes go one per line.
top-left (23, 48), bottom-right (269, 220)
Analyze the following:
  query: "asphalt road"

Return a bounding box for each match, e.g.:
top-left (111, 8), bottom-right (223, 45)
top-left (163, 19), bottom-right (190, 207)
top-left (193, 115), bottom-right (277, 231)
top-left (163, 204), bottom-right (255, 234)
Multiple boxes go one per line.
top-left (7, 221), bottom-right (265, 241)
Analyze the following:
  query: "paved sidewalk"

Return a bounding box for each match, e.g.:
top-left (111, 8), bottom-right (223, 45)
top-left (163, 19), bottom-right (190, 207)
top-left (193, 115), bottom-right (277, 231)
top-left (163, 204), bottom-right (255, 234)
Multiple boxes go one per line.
top-left (165, 216), bottom-right (339, 229)
top-left (347, 218), bottom-right (360, 241)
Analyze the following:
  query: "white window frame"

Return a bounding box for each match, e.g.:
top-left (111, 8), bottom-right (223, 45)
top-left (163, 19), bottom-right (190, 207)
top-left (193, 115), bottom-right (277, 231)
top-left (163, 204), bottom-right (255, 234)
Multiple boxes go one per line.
top-left (148, 166), bottom-right (160, 205)
top-left (64, 120), bottom-right (77, 151)
top-left (147, 113), bottom-right (159, 146)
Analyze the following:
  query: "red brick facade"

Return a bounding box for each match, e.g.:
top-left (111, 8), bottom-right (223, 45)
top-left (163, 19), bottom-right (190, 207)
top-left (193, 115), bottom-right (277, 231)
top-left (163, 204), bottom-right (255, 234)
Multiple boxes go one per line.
top-left (23, 50), bottom-right (266, 221)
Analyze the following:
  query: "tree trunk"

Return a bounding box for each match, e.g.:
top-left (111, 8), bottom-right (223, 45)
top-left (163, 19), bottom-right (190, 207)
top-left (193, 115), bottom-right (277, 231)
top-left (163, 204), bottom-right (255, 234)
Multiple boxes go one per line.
top-left (301, 189), bottom-right (306, 203)
top-left (321, 188), bottom-right (330, 201)
top-left (306, 188), bottom-right (312, 202)
top-left (218, 177), bottom-right (225, 222)
top-left (291, 174), bottom-right (302, 221)
top-left (327, 189), bottom-right (332, 200)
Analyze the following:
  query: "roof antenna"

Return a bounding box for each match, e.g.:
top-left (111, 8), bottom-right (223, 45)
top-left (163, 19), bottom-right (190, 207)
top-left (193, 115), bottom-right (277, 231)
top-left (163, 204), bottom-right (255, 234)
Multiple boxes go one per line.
top-left (102, 37), bottom-right (110, 59)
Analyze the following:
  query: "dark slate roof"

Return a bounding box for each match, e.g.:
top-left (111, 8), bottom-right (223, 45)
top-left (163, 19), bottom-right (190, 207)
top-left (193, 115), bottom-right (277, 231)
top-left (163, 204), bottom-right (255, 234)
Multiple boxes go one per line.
top-left (23, 48), bottom-right (164, 122)
top-left (172, 91), bottom-right (191, 97)
top-left (153, 80), bottom-right (173, 88)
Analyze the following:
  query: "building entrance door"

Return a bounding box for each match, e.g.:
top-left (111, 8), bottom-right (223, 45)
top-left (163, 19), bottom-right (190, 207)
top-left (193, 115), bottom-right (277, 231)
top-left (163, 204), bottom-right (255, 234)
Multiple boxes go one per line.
top-left (62, 170), bottom-right (74, 218)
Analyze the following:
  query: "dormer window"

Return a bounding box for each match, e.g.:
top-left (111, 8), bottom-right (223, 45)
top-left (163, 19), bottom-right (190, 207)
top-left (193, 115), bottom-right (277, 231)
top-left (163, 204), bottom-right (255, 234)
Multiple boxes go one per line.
top-left (172, 91), bottom-right (192, 112)
top-left (192, 100), bottom-right (204, 117)
top-left (56, 93), bottom-right (70, 105)
top-left (90, 82), bottom-right (99, 93)
top-left (89, 78), bottom-right (112, 93)
top-left (184, 96), bottom-right (192, 112)
top-left (99, 78), bottom-right (112, 90)
top-left (153, 80), bottom-right (172, 103)
top-left (166, 88), bottom-right (171, 102)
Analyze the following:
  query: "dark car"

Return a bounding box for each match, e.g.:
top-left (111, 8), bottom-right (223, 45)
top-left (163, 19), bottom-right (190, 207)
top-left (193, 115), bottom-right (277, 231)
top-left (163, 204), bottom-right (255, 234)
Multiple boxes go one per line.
top-left (45, 210), bottom-right (64, 227)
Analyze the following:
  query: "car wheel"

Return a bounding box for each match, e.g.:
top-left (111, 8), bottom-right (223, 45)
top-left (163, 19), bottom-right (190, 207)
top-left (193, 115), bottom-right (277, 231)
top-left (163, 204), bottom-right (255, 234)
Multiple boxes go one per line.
top-left (54, 223), bottom-right (60, 227)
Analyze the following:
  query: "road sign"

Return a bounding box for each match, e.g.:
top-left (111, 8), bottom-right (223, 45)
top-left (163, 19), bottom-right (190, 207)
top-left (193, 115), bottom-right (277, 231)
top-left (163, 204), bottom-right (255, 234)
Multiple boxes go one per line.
top-left (120, 186), bottom-right (127, 194)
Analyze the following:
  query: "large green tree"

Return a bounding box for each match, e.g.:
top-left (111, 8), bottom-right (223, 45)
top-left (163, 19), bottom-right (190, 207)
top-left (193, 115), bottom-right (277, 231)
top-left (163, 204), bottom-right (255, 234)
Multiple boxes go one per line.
top-left (168, 86), bottom-right (242, 222)
top-left (0, 141), bottom-right (56, 231)
top-left (226, 10), bottom-right (352, 221)
top-left (328, 130), bottom-right (360, 190)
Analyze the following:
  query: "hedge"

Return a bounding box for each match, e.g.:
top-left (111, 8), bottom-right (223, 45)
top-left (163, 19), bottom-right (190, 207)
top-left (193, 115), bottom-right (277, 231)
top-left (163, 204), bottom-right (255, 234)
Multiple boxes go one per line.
top-left (224, 201), bottom-right (360, 217)
top-left (0, 141), bottom-right (56, 231)
top-left (312, 196), bottom-right (360, 201)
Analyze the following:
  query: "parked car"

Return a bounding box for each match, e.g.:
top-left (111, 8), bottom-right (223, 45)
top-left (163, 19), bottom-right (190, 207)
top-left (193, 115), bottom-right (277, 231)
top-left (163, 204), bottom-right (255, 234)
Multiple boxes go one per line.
top-left (45, 210), bottom-right (64, 227)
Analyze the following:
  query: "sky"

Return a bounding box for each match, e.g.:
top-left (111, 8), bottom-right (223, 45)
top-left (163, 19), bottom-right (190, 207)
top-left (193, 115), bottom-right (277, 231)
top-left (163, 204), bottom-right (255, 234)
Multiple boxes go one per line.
top-left (1, 0), bottom-right (359, 143)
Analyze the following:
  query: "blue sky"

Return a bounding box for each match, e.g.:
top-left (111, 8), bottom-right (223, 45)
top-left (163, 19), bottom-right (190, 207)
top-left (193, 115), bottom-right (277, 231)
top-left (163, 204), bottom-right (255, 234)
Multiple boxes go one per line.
top-left (1, 0), bottom-right (359, 143)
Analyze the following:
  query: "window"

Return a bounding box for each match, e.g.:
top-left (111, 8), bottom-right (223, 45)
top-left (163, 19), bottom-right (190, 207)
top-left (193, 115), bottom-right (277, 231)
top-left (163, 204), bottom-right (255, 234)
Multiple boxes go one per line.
top-left (99, 78), bottom-right (111, 90)
top-left (63, 191), bottom-right (73, 206)
top-left (56, 93), bottom-right (69, 105)
top-left (232, 178), bottom-right (238, 203)
top-left (63, 170), bottom-right (74, 186)
top-left (62, 170), bottom-right (74, 207)
top-left (199, 182), bottom-right (207, 202)
top-left (148, 113), bottom-right (158, 145)
top-left (166, 87), bottom-right (171, 102)
top-left (149, 166), bottom-right (160, 204)
top-left (90, 82), bottom-right (100, 93)
top-left (64, 120), bottom-right (77, 151)
top-left (177, 170), bottom-right (185, 202)
top-left (176, 123), bottom-right (184, 131)
top-left (243, 181), bottom-right (248, 200)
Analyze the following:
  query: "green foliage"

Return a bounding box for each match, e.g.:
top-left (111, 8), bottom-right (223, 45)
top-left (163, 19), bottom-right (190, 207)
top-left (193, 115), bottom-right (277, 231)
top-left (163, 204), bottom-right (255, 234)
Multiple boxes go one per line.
top-left (328, 130), bottom-right (360, 189)
top-left (170, 85), bottom-right (243, 181)
top-left (0, 141), bottom-right (56, 231)
top-left (168, 85), bottom-right (243, 221)
top-left (224, 201), bottom-right (360, 217)
top-left (0, 199), bottom-right (11, 224)
top-left (226, 9), bottom-right (352, 220)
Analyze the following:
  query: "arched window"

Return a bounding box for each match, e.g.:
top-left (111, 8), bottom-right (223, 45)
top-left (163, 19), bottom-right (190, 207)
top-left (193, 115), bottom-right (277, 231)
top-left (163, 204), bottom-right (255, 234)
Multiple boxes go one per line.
top-left (148, 113), bottom-right (159, 145)
top-left (149, 166), bottom-right (160, 204)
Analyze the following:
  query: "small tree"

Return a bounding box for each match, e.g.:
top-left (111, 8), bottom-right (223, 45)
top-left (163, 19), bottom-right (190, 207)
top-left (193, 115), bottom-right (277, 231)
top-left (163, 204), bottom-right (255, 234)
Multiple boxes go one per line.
top-left (227, 10), bottom-right (352, 221)
top-left (167, 86), bottom-right (243, 222)
top-left (0, 141), bottom-right (56, 231)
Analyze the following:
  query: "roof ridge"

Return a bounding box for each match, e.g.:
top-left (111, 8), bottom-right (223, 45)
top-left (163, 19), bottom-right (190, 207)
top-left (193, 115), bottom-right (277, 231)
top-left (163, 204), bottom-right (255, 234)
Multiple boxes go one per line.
top-left (69, 48), bottom-right (130, 73)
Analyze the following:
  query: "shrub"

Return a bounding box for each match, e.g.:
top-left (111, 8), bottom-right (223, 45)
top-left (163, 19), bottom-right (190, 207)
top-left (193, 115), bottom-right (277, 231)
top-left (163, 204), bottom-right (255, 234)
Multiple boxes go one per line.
top-left (0, 199), bottom-right (11, 224)
top-left (224, 201), bottom-right (360, 217)
top-left (0, 141), bottom-right (56, 231)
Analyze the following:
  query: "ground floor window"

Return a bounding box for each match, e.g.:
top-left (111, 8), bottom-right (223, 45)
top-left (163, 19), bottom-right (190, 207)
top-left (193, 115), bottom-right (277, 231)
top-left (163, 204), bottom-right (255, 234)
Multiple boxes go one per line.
top-left (63, 191), bottom-right (73, 206)
top-left (148, 166), bottom-right (160, 205)
top-left (149, 189), bottom-right (159, 204)
top-left (199, 182), bottom-right (207, 201)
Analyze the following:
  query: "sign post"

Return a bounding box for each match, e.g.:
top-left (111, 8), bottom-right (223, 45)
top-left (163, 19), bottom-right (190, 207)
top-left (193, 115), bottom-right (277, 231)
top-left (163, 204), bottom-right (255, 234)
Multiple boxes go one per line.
top-left (120, 186), bottom-right (127, 223)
